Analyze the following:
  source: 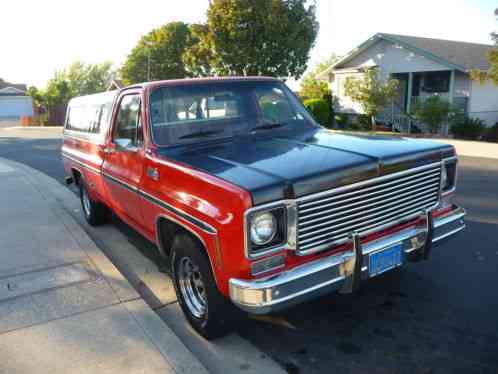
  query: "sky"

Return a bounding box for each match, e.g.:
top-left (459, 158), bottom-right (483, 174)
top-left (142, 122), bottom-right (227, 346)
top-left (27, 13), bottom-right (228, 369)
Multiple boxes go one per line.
top-left (1, 0), bottom-right (496, 89)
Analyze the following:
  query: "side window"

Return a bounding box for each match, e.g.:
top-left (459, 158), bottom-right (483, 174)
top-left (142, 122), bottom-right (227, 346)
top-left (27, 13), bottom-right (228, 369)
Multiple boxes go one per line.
top-left (114, 95), bottom-right (143, 146)
top-left (67, 105), bottom-right (91, 132)
top-left (96, 102), bottom-right (112, 136)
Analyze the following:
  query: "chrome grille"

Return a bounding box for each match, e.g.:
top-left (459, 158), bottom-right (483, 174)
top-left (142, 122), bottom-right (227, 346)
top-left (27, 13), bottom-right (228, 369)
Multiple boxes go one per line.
top-left (297, 162), bottom-right (441, 254)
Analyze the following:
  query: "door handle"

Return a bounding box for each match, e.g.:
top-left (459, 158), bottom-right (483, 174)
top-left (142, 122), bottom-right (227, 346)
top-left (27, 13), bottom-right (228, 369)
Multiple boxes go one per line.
top-left (103, 147), bottom-right (115, 154)
top-left (146, 167), bottom-right (159, 181)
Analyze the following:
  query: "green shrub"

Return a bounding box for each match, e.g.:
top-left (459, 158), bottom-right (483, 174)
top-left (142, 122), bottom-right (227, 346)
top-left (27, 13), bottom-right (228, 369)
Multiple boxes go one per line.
top-left (303, 98), bottom-right (331, 127)
top-left (334, 114), bottom-right (348, 126)
top-left (451, 116), bottom-right (487, 140)
top-left (483, 123), bottom-right (498, 143)
top-left (414, 96), bottom-right (452, 134)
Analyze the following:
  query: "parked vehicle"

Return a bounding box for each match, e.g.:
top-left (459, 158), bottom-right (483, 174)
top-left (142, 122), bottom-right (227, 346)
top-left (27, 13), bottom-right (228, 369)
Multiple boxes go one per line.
top-left (62, 77), bottom-right (466, 339)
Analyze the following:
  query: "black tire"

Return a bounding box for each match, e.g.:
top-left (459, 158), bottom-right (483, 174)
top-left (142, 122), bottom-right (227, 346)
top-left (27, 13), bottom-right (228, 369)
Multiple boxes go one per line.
top-left (79, 180), bottom-right (109, 226)
top-left (171, 233), bottom-right (242, 339)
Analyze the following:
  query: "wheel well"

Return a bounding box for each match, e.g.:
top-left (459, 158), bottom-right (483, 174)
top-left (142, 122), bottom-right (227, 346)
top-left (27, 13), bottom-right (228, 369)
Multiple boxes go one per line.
top-left (156, 217), bottom-right (206, 260)
top-left (72, 168), bottom-right (82, 186)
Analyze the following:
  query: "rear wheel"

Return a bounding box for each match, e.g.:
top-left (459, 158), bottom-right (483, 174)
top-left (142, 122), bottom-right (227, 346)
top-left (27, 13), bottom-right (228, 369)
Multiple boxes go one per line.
top-left (171, 233), bottom-right (242, 339)
top-left (79, 180), bottom-right (109, 226)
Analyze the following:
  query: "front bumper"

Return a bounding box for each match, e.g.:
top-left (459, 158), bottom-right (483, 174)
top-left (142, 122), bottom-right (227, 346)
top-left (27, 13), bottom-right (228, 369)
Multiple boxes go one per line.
top-left (229, 205), bottom-right (466, 314)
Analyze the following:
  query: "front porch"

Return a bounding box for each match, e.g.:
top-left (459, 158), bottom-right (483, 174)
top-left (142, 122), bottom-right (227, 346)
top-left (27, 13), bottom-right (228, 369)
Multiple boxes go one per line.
top-left (381, 70), bottom-right (469, 134)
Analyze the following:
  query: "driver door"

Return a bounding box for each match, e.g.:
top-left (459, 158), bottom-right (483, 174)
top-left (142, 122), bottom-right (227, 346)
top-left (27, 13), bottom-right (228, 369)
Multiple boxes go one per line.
top-left (102, 92), bottom-right (145, 227)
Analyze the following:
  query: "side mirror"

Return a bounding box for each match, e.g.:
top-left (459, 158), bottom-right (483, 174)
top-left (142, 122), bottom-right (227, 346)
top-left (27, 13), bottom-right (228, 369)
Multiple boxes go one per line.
top-left (114, 138), bottom-right (136, 152)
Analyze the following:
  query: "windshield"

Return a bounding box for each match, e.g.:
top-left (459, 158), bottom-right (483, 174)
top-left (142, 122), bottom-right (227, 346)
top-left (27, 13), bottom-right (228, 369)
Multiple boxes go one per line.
top-left (148, 80), bottom-right (317, 146)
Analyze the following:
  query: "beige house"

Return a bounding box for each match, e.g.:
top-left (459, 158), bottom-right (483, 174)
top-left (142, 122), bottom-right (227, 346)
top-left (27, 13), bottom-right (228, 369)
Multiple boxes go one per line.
top-left (318, 33), bottom-right (498, 133)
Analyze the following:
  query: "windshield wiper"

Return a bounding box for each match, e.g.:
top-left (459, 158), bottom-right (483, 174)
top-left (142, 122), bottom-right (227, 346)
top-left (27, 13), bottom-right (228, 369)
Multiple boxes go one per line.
top-left (179, 130), bottom-right (224, 139)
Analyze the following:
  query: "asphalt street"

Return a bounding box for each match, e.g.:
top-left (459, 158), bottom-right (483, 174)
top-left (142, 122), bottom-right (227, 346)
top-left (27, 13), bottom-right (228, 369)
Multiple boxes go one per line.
top-left (1, 127), bottom-right (497, 374)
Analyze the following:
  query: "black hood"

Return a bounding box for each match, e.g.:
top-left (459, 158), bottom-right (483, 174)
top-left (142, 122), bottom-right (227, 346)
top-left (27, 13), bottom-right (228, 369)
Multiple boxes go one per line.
top-left (158, 128), bottom-right (455, 205)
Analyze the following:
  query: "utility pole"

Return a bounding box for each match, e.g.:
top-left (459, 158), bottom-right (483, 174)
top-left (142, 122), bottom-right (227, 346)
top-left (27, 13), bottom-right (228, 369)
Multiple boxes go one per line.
top-left (147, 50), bottom-right (151, 82)
top-left (144, 40), bottom-right (153, 82)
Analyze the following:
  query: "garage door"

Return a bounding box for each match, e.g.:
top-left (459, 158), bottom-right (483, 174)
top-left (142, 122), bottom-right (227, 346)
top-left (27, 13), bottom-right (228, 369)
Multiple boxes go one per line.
top-left (0, 96), bottom-right (34, 118)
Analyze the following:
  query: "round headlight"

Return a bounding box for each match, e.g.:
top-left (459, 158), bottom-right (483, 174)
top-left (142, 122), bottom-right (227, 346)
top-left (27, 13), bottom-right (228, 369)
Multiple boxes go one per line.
top-left (250, 212), bottom-right (277, 246)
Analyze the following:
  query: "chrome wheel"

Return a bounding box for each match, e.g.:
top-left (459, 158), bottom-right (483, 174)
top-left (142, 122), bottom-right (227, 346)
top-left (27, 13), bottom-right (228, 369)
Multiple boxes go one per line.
top-left (178, 257), bottom-right (207, 318)
top-left (82, 186), bottom-right (92, 217)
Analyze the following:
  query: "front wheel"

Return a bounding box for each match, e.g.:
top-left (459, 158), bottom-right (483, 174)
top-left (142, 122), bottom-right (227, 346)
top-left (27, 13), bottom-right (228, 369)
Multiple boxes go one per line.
top-left (79, 180), bottom-right (109, 226)
top-left (171, 233), bottom-right (241, 339)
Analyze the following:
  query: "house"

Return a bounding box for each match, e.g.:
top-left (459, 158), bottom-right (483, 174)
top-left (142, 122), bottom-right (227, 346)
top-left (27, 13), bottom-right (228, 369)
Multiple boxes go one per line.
top-left (0, 79), bottom-right (33, 119)
top-left (318, 33), bottom-right (498, 132)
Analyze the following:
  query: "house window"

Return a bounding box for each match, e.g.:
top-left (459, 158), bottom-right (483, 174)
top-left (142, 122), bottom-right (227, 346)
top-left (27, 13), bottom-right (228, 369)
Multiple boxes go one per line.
top-left (422, 71), bottom-right (450, 93)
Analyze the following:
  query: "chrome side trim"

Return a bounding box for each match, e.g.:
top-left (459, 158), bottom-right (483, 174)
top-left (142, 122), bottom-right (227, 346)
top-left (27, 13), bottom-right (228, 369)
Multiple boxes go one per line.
top-left (102, 172), bottom-right (138, 192)
top-left (63, 130), bottom-right (105, 145)
top-left (101, 171), bottom-right (217, 235)
top-left (61, 152), bottom-right (101, 174)
top-left (140, 189), bottom-right (217, 235)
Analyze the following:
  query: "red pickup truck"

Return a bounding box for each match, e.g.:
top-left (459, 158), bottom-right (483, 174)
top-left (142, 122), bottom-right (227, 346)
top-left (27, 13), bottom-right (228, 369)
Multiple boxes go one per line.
top-left (62, 77), bottom-right (465, 339)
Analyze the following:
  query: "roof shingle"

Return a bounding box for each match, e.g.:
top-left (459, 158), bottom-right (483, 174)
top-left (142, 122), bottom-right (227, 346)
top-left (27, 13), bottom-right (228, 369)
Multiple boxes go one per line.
top-left (381, 33), bottom-right (494, 71)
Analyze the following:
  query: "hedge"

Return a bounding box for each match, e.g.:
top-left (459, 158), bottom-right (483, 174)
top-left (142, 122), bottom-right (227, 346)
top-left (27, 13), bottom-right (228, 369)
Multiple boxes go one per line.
top-left (303, 98), bottom-right (331, 127)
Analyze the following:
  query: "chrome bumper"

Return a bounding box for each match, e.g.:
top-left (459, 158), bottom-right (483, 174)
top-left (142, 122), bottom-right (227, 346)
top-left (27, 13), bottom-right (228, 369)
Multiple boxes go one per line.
top-left (229, 205), bottom-right (466, 314)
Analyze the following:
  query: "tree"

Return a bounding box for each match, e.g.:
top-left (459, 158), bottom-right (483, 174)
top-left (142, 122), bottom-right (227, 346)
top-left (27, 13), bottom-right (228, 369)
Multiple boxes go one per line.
top-left (27, 61), bottom-right (114, 124)
top-left (26, 86), bottom-right (44, 107)
top-left (121, 22), bottom-right (193, 84)
top-left (471, 10), bottom-right (498, 84)
top-left (299, 54), bottom-right (339, 99)
top-left (185, 0), bottom-right (318, 79)
top-left (65, 61), bottom-right (114, 96)
top-left (183, 24), bottom-right (216, 77)
top-left (343, 68), bottom-right (399, 130)
top-left (414, 96), bottom-right (453, 134)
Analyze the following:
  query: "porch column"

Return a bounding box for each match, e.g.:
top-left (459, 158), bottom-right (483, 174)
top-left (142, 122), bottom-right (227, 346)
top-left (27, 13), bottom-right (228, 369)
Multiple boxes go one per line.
top-left (448, 70), bottom-right (455, 104)
top-left (446, 70), bottom-right (455, 136)
top-left (406, 72), bottom-right (413, 114)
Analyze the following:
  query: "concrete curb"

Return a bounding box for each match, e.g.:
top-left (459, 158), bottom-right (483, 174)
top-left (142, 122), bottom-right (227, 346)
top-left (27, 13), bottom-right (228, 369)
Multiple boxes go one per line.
top-left (0, 157), bottom-right (209, 374)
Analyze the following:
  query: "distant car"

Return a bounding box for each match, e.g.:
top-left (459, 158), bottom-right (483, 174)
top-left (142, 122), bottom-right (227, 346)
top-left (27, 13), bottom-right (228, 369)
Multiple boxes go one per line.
top-left (62, 77), bottom-right (465, 339)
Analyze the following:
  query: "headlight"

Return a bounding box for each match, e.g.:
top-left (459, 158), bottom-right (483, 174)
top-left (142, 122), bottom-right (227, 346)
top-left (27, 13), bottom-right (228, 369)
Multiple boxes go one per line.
top-left (250, 212), bottom-right (277, 245)
top-left (245, 204), bottom-right (296, 259)
top-left (441, 158), bottom-right (457, 193)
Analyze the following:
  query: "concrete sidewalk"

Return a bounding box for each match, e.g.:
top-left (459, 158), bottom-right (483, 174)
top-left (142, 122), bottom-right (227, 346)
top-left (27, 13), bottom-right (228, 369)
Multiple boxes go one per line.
top-left (428, 138), bottom-right (498, 160)
top-left (0, 157), bottom-right (208, 374)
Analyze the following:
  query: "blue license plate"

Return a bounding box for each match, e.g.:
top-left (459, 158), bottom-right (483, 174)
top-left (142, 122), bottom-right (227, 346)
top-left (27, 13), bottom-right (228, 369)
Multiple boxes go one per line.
top-left (369, 244), bottom-right (402, 277)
